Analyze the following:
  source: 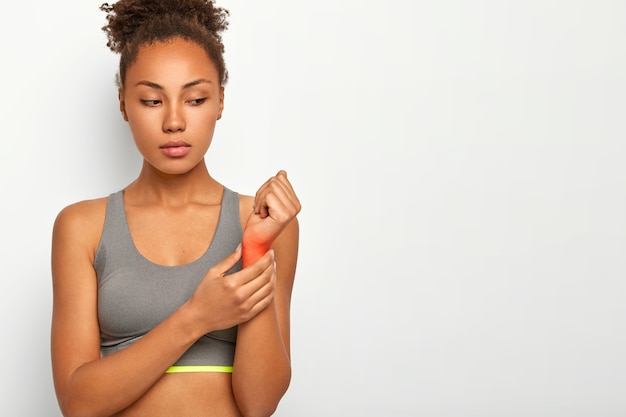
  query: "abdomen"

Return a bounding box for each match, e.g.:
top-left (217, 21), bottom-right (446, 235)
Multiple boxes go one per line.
top-left (112, 372), bottom-right (242, 417)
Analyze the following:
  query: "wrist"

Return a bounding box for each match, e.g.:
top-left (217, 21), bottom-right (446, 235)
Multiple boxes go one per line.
top-left (176, 300), bottom-right (210, 341)
top-left (241, 241), bottom-right (271, 267)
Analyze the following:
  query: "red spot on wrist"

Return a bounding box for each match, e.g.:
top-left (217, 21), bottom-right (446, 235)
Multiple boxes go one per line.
top-left (242, 234), bottom-right (272, 267)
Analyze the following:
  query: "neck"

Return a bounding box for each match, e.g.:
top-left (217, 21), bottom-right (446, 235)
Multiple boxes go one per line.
top-left (125, 159), bottom-right (223, 206)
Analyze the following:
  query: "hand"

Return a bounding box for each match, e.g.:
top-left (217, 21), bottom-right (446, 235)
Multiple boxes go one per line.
top-left (187, 246), bottom-right (276, 333)
top-left (242, 170), bottom-right (301, 266)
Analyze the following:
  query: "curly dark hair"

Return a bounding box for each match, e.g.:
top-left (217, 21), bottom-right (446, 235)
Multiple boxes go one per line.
top-left (100, 0), bottom-right (229, 87)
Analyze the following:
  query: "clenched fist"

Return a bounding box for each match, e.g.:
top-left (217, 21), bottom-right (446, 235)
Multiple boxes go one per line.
top-left (242, 171), bottom-right (301, 267)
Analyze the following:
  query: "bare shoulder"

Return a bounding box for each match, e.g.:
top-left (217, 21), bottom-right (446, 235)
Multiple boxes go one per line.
top-left (52, 197), bottom-right (109, 261)
top-left (237, 193), bottom-right (255, 228)
top-left (54, 197), bottom-right (108, 234)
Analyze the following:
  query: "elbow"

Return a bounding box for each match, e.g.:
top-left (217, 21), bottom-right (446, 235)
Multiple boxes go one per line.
top-left (58, 401), bottom-right (95, 417)
top-left (57, 393), bottom-right (112, 417)
top-left (235, 369), bottom-right (291, 417)
top-left (59, 404), bottom-right (114, 417)
top-left (57, 401), bottom-right (89, 417)
top-left (56, 391), bottom-right (82, 417)
top-left (238, 398), bottom-right (282, 417)
top-left (239, 403), bottom-right (279, 417)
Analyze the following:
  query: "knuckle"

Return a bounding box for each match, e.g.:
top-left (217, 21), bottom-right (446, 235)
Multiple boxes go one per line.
top-left (232, 289), bottom-right (246, 304)
top-left (237, 305), bottom-right (249, 318)
top-left (254, 261), bottom-right (268, 276)
top-left (207, 265), bottom-right (219, 277)
top-left (242, 311), bottom-right (254, 322)
top-left (223, 278), bottom-right (237, 292)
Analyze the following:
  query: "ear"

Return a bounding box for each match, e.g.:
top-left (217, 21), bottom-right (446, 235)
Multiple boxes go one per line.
top-left (217, 86), bottom-right (225, 120)
top-left (118, 89), bottom-right (128, 122)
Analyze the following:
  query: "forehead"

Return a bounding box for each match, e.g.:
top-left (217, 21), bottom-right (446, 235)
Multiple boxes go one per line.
top-left (126, 38), bottom-right (219, 86)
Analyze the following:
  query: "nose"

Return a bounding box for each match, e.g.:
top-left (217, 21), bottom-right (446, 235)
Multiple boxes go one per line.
top-left (163, 104), bottom-right (185, 133)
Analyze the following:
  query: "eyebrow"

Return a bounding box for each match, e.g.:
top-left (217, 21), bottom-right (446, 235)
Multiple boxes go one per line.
top-left (135, 79), bottom-right (213, 90)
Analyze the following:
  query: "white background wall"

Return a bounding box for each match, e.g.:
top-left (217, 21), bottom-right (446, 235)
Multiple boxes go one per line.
top-left (1, 1), bottom-right (625, 415)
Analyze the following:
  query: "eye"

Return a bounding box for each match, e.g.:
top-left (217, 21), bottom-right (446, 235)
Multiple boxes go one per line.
top-left (188, 98), bottom-right (207, 106)
top-left (140, 99), bottom-right (161, 107)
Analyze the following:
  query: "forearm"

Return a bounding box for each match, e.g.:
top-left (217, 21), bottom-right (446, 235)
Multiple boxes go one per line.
top-left (232, 302), bottom-right (291, 417)
top-left (233, 239), bottom-right (291, 417)
top-left (57, 304), bottom-right (200, 417)
top-left (235, 184), bottom-right (299, 417)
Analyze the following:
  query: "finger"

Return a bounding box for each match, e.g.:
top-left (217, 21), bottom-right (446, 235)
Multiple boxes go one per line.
top-left (253, 171), bottom-right (296, 212)
top-left (241, 281), bottom-right (274, 322)
top-left (246, 262), bottom-right (276, 300)
top-left (229, 259), bottom-right (275, 319)
top-left (262, 191), bottom-right (299, 223)
top-left (240, 260), bottom-right (277, 314)
top-left (228, 249), bottom-right (274, 288)
top-left (268, 171), bottom-right (298, 202)
top-left (210, 244), bottom-right (242, 277)
top-left (253, 177), bottom-right (274, 216)
top-left (263, 181), bottom-right (301, 219)
top-left (254, 176), bottom-right (300, 219)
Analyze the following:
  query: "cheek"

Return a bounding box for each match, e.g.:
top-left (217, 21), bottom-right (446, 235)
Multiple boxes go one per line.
top-left (127, 112), bottom-right (158, 137)
top-left (190, 111), bottom-right (219, 132)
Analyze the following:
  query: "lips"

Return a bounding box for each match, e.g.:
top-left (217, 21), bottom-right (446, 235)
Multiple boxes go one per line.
top-left (161, 140), bottom-right (190, 149)
top-left (160, 140), bottom-right (191, 157)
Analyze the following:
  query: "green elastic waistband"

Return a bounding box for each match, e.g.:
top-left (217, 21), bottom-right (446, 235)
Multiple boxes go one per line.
top-left (165, 365), bottom-right (233, 374)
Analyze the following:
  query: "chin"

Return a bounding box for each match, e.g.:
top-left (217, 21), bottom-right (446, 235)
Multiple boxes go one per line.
top-left (145, 158), bottom-right (204, 176)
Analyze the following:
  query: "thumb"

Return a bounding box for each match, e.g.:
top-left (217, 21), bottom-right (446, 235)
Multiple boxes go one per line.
top-left (215, 244), bottom-right (242, 276)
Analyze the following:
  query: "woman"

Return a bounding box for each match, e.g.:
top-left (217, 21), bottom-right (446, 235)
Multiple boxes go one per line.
top-left (50, 1), bottom-right (300, 416)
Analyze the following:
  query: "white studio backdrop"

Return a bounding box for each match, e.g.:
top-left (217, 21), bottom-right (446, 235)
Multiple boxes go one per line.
top-left (1, 1), bottom-right (625, 416)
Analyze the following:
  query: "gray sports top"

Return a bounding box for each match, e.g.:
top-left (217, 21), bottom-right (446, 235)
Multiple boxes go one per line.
top-left (94, 188), bottom-right (241, 367)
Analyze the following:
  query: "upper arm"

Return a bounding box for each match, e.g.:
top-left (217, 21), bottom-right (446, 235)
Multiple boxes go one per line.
top-left (51, 200), bottom-right (106, 392)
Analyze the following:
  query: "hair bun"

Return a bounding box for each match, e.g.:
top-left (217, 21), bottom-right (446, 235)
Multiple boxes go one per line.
top-left (100, 0), bottom-right (228, 53)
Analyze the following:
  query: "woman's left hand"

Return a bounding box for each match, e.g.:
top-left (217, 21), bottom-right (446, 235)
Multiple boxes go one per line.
top-left (242, 170), bottom-right (301, 266)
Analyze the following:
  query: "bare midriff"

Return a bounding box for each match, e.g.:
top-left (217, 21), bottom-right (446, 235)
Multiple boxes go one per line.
top-left (112, 373), bottom-right (242, 417)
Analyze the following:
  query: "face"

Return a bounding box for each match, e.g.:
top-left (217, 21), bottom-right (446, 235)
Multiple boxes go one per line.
top-left (119, 37), bottom-right (224, 176)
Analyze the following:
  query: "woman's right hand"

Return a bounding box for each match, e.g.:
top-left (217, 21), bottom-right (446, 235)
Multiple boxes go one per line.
top-left (185, 245), bottom-right (276, 334)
